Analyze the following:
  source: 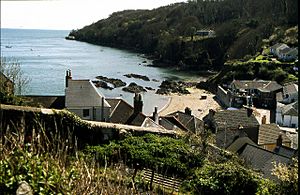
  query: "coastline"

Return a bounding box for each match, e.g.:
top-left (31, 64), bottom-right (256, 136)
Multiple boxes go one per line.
top-left (158, 87), bottom-right (222, 119)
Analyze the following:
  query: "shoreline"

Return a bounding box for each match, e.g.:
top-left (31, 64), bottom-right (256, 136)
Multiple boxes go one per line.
top-left (158, 87), bottom-right (222, 119)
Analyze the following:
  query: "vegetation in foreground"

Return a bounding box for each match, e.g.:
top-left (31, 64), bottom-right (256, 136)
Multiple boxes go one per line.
top-left (0, 121), bottom-right (298, 195)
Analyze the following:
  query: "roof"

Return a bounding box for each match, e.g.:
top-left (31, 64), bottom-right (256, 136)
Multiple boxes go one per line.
top-left (0, 72), bottom-right (13, 84)
top-left (270, 43), bottom-right (287, 50)
top-left (165, 111), bottom-right (204, 132)
top-left (226, 136), bottom-right (256, 153)
top-left (238, 143), bottom-right (292, 179)
top-left (283, 83), bottom-right (298, 95)
top-left (273, 145), bottom-right (297, 158)
top-left (65, 79), bottom-right (111, 108)
top-left (106, 98), bottom-right (150, 127)
top-left (286, 47), bottom-right (298, 56)
top-left (281, 101), bottom-right (298, 116)
top-left (212, 108), bottom-right (259, 130)
top-left (258, 124), bottom-right (291, 145)
top-left (22, 95), bottom-right (65, 109)
top-left (231, 80), bottom-right (282, 92)
top-left (280, 47), bottom-right (291, 54)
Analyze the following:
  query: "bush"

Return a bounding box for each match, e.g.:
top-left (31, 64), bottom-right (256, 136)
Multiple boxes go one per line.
top-left (182, 161), bottom-right (262, 195)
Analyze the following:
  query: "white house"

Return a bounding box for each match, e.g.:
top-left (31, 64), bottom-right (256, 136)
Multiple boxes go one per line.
top-left (65, 70), bottom-right (111, 121)
top-left (276, 101), bottom-right (298, 128)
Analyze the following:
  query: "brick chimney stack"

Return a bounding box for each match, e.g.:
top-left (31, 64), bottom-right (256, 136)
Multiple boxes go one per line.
top-left (65, 69), bottom-right (72, 88)
top-left (133, 93), bottom-right (143, 114)
top-left (153, 106), bottom-right (159, 124)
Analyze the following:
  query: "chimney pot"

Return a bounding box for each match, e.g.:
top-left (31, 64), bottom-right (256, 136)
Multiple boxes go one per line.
top-left (153, 106), bottom-right (159, 124)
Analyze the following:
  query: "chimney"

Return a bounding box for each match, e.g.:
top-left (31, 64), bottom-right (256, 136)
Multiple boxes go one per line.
top-left (101, 97), bottom-right (105, 122)
top-left (246, 107), bottom-right (253, 117)
top-left (153, 106), bottom-right (159, 124)
top-left (185, 107), bottom-right (192, 115)
top-left (65, 69), bottom-right (72, 88)
top-left (209, 109), bottom-right (216, 116)
top-left (261, 115), bottom-right (267, 124)
top-left (133, 93), bottom-right (143, 114)
top-left (276, 133), bottom-right (283, 147)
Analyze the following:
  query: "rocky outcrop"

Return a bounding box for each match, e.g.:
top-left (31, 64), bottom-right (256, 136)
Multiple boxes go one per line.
top-left (123, 74), bottom-right (150, 81)
top-left (122, 82), bottom-right (147, 93)
top-left (156, 80), bottom-right (191, 95)
top-left (96, 76), bottom-right (126, 88)
top-left (92, 80), bottom-right (113, 90)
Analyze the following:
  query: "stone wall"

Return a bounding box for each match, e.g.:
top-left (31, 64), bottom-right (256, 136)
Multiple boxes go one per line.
top-left (0, 104), bottom-right (176, 149)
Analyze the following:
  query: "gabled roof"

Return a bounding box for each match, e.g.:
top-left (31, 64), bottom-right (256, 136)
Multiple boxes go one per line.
top-left (238, 143), bottom-right (292, 179)
top-left (226, 136), bottom-right (256, 153)
top-left (282, 101), bottom-right (298, 116)
top-left (258, 124), bottom-right (291, 145)
top-left (212, 108), bottom-right (259, 130)
top-left (106, 98), bottom-right (148, 127)
top-left (231, 80), bottom-right (282, 92)
top-left (165, 111), bottom-right (204, 132)
top-left (107, 98), bottom-right (134, 124)
top-left (283, 83), bottom-right (298, 95)
top-left (65, 79), bottom-right (111, 108)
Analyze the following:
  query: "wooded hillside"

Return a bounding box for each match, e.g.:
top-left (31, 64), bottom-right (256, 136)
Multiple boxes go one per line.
top-left (69, 0), bottom-right (298, 71)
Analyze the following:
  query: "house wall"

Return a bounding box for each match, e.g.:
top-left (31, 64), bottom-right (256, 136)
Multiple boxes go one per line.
top-left (282, 92), bottom-right (298, 104)
top-left (260, 142), bottom-right (291, 151)
top-left (283, 115), bottom-right (298, 128)
top-left (68, 107), bottom-right (111, 122)
top-left (216, 86), bottom-right (231, 107)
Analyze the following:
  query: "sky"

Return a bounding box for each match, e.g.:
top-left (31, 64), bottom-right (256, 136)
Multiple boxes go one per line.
top-left (1, 0), bottom-right (185, 30)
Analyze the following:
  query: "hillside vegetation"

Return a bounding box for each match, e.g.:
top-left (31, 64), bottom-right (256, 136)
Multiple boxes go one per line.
top-left (69, 0), bottom-right (298, 74)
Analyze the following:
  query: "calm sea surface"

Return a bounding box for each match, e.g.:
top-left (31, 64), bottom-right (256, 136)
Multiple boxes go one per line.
top-left (1, 28), bottom-right (201, 114)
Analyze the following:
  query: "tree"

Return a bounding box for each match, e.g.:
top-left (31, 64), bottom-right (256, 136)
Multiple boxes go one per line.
top-left (0, 57), bottom-right (30, 95)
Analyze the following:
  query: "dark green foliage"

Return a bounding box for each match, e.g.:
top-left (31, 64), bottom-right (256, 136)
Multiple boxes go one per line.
top-left (182, 160), bottom-right (261, 195)
top-left (85, 134), bottom-right (204, 178)
top-left (68, 0), bottom-right (297, 71)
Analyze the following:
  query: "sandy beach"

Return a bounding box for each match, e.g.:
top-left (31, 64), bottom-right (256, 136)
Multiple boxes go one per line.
top-left (159, 87), bottom-right (222, 119)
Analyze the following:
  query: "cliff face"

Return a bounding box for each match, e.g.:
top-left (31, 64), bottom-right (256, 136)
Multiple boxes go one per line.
top-left (69, 0), bottom-right (298, 70)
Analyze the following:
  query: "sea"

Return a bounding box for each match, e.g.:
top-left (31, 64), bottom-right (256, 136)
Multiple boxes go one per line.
top-left (1, 28), bottom-right (202, 115)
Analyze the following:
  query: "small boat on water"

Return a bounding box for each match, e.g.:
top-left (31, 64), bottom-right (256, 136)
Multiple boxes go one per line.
top-left (5, 45), bottom-right (12, 48)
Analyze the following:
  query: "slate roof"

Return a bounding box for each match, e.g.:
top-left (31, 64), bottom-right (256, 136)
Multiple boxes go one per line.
top-left (164, 111), bottom-right (204, 132)
top-left (212, 108), bottom-right (259, 130)
top-left (107, 98), bottom-right (134, 124)
top-left (22, 95), bottom-right (65, 109)
top-left (258, 124), bottom-right (291, 145)
top-left (231, 80), bottom-right (282, 92)
top-left (106, 98), bottom-right (163, 129)
top-left (238, 143), bottom-right (292, 179)
top-left (283, 83), bottom-right (298, 95)
top-left (273, 145), bottom-right (297, 158)
top-left (226, 136), bottom-right (256, 153)
top-left (282, 101), bottom-right (298, 116)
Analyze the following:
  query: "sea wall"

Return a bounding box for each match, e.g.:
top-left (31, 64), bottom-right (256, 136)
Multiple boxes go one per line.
top-left (0, 104), bottom-right (176, 148)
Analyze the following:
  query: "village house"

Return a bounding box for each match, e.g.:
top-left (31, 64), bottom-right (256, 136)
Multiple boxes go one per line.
top-left (203, 107), bottom-right (260, 148)
top-left (276, 101), bottom-right (298, 128)
top-left (154, 107), bottom-right (204, 134)
top-left (65, 70), bottom-right (111, 121)
top-left (226, 136), bottom-right (296, 179)
top-left (258, 123), bottom-right (291, 151)
top-left (227, 80), bottom-right (282, 109)
top-left (270, 43), bottom-right (298, 62)
top-left (195, 29), bottom-right (216, 37)
top-left (106, 95), bottom-right (164, 130)
top-left (0, 72), bottom-right (14, 95)
top-left (276, 82), bottom-right (298, 104)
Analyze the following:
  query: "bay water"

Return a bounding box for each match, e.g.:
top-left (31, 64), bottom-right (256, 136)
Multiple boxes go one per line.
top-left (1, 28), bottom-right (201, 115)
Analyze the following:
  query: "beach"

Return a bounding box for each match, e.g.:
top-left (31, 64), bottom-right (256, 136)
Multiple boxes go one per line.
top-left (159, 87), bottom-right (222, 119)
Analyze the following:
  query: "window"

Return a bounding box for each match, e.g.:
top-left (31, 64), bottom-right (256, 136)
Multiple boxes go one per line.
top-left (83, 109), bottom-right (90, 117)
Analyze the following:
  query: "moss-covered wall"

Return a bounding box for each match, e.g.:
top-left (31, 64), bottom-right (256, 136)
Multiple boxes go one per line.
top-left (0, 104), bottom-right (176, 149)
